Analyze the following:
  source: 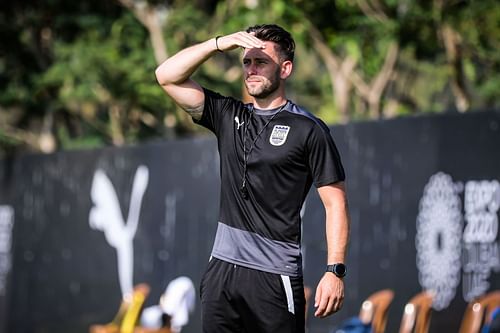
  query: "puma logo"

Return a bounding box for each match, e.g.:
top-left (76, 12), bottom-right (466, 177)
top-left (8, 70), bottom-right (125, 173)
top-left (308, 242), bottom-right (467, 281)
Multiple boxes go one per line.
top-left (89, 165), bottom-right (149, 298)
top-left (234, 116), bottom-right (244, 130)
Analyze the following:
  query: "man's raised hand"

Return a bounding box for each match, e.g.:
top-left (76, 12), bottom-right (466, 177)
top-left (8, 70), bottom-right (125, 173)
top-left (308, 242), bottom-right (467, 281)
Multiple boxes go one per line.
top-left (215, 31), bottom-right (266, 52)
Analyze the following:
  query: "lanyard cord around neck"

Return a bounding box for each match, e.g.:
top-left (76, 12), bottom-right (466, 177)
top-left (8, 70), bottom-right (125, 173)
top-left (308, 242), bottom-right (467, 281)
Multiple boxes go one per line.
top-left (240, 103), bottom-right (287, 199)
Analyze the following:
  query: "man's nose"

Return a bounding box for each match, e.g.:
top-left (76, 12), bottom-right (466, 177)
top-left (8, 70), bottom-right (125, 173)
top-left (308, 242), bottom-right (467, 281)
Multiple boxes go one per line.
top-left (246, 63), bottom-right (257, 75)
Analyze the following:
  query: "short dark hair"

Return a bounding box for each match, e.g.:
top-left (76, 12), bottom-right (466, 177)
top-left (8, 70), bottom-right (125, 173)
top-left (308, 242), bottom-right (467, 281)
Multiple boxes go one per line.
top-left (246, 24), bottom-right (295, 62)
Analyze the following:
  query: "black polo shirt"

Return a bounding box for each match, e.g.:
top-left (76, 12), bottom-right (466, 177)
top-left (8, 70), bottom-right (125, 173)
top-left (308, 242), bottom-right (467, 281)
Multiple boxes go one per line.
top-left (195, 88), bottom-right (345, 276)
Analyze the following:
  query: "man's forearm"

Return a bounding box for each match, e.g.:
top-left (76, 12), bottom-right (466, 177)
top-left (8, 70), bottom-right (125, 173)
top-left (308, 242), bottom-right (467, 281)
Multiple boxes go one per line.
top-left (154, 32), bottom-right (264, 118)
top-left (155, 38), bottom-right (218, 86)
top-left (318, 183), bottom-right (350, 264)
top-left (315, 183), bottom-right (349, 317)
top-left (326, 200), bottom-right (349, 264)
top-left (155, 32), bottom-right (265, 86)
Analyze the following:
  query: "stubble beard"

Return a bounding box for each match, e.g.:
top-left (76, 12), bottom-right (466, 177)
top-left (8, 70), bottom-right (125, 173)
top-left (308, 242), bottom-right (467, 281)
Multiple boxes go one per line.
top-left (245, 67), bottom-right (281, 99)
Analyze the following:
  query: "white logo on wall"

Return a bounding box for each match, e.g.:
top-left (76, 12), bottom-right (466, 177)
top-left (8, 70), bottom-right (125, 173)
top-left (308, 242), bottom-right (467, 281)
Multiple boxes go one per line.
top-left (416, 172), bottom-right (463, 310)
top-left (0, 205), bottom-right (14, 296)
top-left (462, 180), bottom-right (500, 301)
top-left (416, 172), bottom-right (500, 310)
top-left (89, 166), bottom-right (149, 297)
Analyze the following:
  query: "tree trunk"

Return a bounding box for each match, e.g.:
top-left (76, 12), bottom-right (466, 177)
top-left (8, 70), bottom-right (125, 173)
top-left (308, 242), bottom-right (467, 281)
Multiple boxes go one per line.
top-left (310, 23), bottom-right (399, 121)
top-left (109, 104), bottom-right (125, 146)
top-left (116, 0), bottom-right (169, 64)
top-left (441, 24), bottom-right (470, 112)
top-left (348, 42), bottom-right (399, 119)
top-left (368, 42), bottom-right (399, 118)
top-left (309, 26), bottom-right (355, 123)
top-left (39, 110), bottom-right (56, 153)
top-left (146, 15), bottom-right (169, 64)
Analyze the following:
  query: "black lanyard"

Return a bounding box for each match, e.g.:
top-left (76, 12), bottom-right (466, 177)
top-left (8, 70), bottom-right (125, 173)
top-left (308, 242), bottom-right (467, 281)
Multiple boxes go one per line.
top-left (240, 103), bottom-right (287, 199)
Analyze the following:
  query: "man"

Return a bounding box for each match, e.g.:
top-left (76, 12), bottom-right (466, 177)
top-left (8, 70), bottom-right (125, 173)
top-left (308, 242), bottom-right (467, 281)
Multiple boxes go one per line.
top-left (155, 24), bottom-right (350, 333)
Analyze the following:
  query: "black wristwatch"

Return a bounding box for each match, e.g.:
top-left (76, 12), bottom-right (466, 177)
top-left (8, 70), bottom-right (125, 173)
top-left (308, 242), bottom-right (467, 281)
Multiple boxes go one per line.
top-left (326, 263), bottom-right (347, 278)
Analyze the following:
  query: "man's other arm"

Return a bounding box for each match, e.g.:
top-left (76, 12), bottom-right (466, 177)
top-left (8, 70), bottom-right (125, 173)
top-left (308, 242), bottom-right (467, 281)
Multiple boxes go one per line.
top-left (314, 181), bottom-right (350, 318)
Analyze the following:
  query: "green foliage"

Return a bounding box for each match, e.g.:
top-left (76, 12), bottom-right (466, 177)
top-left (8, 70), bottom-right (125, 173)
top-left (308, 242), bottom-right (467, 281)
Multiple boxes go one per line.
top-left (1, 0), bottom-right (500, 156)
top-left (39, 12), bottom-right (171, 145)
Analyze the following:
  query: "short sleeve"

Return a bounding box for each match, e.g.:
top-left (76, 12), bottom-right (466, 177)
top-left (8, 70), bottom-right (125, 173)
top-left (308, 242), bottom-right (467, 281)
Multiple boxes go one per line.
top-left (194, 88), bottom-right (235, 136)
top-left (306, 124), bottom-right (345, 187)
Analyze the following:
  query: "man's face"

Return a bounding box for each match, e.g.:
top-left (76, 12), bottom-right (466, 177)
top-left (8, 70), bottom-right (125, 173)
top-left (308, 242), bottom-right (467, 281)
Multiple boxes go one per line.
top-left (242, 41), bottom-right (283, 99)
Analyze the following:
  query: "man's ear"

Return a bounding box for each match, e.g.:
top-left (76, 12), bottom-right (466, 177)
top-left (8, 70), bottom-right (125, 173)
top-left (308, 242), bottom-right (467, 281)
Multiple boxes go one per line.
top-left (280, 60), bottom-right (293, 79)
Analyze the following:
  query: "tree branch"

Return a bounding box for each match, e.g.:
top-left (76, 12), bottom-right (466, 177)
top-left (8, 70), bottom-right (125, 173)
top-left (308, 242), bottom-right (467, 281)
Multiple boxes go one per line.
top-left (355, 0), bottom-right (388, 23)
top-left (440, 24), bottom-right (470, 112)
top-left (116, 0), bottom-right (169, 64)
top-left (368, 42), bottom-right (399, 117)
top-left (309, 25), bottom-right (354, 122)
top-left (0, 125), bottom-right (41, 150)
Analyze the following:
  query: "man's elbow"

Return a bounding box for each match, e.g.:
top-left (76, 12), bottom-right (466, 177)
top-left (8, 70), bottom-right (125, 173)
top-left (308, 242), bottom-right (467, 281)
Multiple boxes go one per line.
top-left (155, 66), bottom-right (169, 86)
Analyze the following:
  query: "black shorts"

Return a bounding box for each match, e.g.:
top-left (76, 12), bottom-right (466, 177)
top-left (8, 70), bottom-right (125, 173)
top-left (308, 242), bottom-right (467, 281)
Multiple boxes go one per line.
top-left (200, 258), bottom-right (306, 333)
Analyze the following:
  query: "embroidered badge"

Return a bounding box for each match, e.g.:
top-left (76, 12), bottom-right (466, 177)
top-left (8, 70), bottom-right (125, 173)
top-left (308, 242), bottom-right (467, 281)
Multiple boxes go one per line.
top-left (269, 125), bottom-right (290, 146)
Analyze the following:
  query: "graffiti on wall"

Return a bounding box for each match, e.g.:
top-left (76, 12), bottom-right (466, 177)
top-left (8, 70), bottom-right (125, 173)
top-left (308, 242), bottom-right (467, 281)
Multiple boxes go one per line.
top-left (416, 172), bottom-right (500, 310)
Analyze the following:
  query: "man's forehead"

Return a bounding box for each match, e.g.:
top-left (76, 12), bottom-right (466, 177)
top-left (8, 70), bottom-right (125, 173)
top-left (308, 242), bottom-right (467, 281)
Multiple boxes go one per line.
top-left (243, 42), bottom-right (279, 60)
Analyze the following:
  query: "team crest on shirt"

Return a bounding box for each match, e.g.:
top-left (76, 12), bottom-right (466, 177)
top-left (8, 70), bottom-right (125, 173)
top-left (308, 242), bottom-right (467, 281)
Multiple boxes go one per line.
top-left (269, 125), bottom-right (290, 146)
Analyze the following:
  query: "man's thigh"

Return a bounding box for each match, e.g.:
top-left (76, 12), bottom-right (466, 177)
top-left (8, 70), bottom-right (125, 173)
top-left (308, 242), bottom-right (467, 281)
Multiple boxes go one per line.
top-left (200, 258), bottom-right (244, 332)
top-left (200, 258), bottom-right (305, 333)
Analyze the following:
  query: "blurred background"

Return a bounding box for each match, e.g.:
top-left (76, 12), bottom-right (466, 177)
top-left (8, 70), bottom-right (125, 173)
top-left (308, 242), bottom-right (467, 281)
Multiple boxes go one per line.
top-left (0, 0), bottom-right (499, 333)
top-left (1, 0), bottom-right (500, 155)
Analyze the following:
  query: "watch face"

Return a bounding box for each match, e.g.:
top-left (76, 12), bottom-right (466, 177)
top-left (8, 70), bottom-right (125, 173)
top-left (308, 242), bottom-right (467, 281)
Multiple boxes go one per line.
top-left (334, 264), bottom-right (346, 276)
top-left (327, 264), bottom-right (347, 277)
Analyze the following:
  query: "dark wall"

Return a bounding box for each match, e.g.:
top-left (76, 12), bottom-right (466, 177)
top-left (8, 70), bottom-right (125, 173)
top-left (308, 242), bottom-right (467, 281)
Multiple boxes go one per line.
top-left (0, 111), bottom-right (499, 333)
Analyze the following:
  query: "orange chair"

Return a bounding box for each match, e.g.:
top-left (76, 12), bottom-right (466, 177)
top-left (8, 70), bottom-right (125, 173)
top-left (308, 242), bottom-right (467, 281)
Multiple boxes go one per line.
top-left (359, 289), bottom-right (394, 333)
top-left (134, 327), bottom-right (171, 333)
top-left (398, 290), bottom-right (434, 333)
top-left (90, 283), bottom-right (150, 333)
top-left (459, 290), bottom-right (500, 333)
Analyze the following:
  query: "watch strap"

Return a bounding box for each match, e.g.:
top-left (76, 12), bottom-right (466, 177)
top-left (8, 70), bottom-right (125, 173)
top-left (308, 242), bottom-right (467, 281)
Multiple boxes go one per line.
top-left (326, 263), bottom-right (346, 278)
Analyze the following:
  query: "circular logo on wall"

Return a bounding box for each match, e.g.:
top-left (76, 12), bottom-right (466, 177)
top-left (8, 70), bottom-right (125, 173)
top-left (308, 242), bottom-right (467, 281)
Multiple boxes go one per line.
top-left (416, 172), bottom-right (463, 310)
